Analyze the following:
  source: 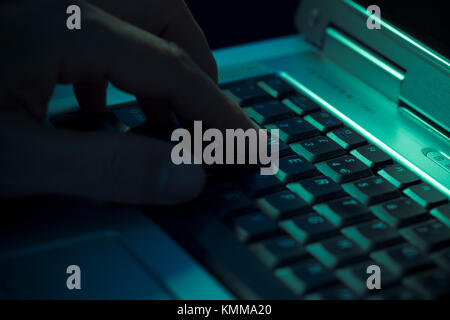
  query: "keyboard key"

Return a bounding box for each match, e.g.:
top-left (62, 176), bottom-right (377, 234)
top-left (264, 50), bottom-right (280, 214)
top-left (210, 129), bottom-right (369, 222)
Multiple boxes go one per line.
top-left (342, 176), bottom-right (401, 205)
top-left (257, 76), bottom-right (295, 99)
top-left (275, 155), bottom-right (318, 183)
top-left (341, 220), bottom-right (402, 251)
top-left (351, 145), bottom-right (393, 169)
top-left (336, 260), bottom-right (398, 295)
top-left (233, 212), bottom-right (280, 243)
top-left (371, 243), bottom-right (432, 276)
top-left (243, 101), bottom-right (292, 125)
top-left (266, 118), bottom-right (319, 143)
top-left (378, 164), bottom-right (421, 189)
top-left (307, 236), bottom-right (366, 269)
top-left (371, 197), bottom-right (428, 228)
top-left (403, 268), bottom-right (450, 299)
top-left (212, 191), bottom-right (254, 218)
top-left (327, 127), bottom-right (367, 150)
top-left (304, 111), bottom-right (343, 132)
top-left (291, 136), bottom-right (345, 163)
top-left (314, 197), bottom-right (371, 227)
top-left (276, 260), bottom-right (338, 295)
top-left (223, 82), bottom-right (270, 106)
top-left (268, 135), bottom-right (293, 157)
top-left (255, 191), bottom-right (311, 220)
top-left (240, 173), bottom-right (283, 198)
top-left (287, 176), bottom-right (345, 204)
top-left (281, 95), bottom-right (320, 116)
top-left (400, 220), bottom-right (450, 252)
top-left (404, 183), bottom-right (448, 208)
top-left (316, 155), bottom-right (372, 183)
top-left (111, 106), bottom-right (147, 129)
top-left (250, 235), bottom-right (308, 268)
top-left (431, 203), bottom-right (450, 227)
top-left (280, 213), bottom-right (337, 244)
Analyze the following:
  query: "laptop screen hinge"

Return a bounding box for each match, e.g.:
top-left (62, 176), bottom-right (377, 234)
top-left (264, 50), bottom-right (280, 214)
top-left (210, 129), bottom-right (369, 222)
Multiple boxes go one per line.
top-left (322, 27), bottom-right (405, 101)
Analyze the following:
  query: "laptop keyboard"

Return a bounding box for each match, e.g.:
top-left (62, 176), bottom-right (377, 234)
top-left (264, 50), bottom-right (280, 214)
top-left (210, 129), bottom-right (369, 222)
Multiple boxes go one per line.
top-left (210, 74), bottom-right (450, 299)
top-left (51, 73), bottom-right (450, 299)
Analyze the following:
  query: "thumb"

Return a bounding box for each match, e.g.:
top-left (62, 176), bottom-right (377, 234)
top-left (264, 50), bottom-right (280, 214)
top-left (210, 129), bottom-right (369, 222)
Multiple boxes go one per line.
top-left (0, 120), bottom-right (205, 205)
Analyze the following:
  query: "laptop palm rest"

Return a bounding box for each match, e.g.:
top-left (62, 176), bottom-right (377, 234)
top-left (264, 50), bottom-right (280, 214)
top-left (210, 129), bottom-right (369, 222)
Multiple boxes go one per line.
top-left (0, 197), bottom-right (232, 299)
top-left (0, 234), bottom-right (172, 299)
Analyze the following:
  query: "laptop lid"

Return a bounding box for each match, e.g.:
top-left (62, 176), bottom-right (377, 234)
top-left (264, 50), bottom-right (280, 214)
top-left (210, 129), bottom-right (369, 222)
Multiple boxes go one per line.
top-left (295, 0), bottom-right (450, 136)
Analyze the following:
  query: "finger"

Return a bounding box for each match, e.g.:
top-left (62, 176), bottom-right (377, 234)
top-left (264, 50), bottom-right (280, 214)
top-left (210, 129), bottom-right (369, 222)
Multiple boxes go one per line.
top-left (87, 0), bottom-right (217, 81)
top-left (67, 8), bottom-right (254, 133)
top-left (0, 109), bottom-right (205, 205)
top-left (158, 0), bottom-right (218, 82)
top-left (137, 97), bottom-right (175, 130)
top-left (73, 80), bottom-right (108, 113)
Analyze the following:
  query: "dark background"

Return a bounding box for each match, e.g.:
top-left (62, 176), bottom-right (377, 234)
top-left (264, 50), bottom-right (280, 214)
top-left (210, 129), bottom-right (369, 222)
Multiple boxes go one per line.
top-left (187, 0), bottom-right (449, 57)
top-left (187, 0), bottom-right (299, 49)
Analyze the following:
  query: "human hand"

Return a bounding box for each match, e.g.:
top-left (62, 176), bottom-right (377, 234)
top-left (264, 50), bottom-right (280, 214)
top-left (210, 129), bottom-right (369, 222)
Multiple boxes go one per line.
top-left (0, 0), bottom-right (255, 205)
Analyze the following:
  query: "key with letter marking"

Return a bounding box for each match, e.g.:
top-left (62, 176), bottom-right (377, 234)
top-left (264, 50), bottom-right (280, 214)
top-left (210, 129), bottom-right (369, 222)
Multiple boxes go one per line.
top-left (257, 76), bottom-right (296, 99)
top-left (287, 176), bottom-right (345, 204)
top-left (400, 220), bottom-right (450, 252)
top-left (314, 197), bottom-right (371, 227)
top-left (371, 197), bottom-right (429, 228)
top-left (378, 164), bottom-right (421, 189)
top-left (276, 260), bottom-right (338, 295)
top-left (233, 212), bottom-right (280, 243)
top-left (404, 183), bottom-right (448, 208)
top-left (431, 203), bottom-right (450, 227)
top-left (250, 235), bottom-right (308, 269)
top-left (244, 101), bottom-right (292, 125)
top-left (276, 155), bottom-right (319, 183)
top-left (280, 213), bottom-right (337, 244)
top-left (341, 220), bottom-right (402, 251)
top-left (223, 82), bottom-right (270, 106)
top-left (343, 176), bottom-right (401, 205)
top-left (307, 236), bottom-right (366, 269)
top-left (316, 155), bottom-right (372, 184)
top-left (304, 111), bottom-right (343, 132)
top-left (266, 118), bottom-right (319, 143)
top-left (327, 127), bottom-right (367, 150)
top-left (371, 243), bottom-right (433, 276)
top-left (291, 136), bottom-right (345, 163)
top-left (336, 260), bottom-right (397, 295)
top-left (351, 145), bottom-right (393, 169)
top-left (255, 190), bottom-right (311, 220)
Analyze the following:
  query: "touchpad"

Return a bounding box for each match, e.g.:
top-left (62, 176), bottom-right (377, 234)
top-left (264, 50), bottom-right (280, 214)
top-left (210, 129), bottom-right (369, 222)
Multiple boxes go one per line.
top-left (0, 233), bottom-right (172, 299)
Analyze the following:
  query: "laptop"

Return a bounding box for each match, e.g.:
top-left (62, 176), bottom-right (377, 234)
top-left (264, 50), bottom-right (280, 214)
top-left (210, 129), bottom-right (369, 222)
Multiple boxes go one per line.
top-left (0, 0), bottom-right (448, 299)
